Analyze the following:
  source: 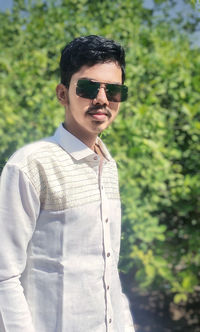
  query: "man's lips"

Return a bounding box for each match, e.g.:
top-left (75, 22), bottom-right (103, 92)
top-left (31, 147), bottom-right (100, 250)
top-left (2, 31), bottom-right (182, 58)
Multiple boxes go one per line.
top-left (89, 113), bottom-right (108, 121)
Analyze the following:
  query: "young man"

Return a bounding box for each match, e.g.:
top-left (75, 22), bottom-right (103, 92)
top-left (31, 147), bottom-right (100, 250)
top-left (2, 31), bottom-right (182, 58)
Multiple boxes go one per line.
top-left (0, 35), bottom-right (135, 332)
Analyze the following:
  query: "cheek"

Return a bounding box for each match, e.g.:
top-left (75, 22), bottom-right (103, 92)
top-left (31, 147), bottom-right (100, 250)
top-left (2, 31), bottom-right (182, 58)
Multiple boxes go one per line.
top-left (81, 99), bottom-right (93, 112)
top-left (72, 93), bottom-right (92, 109)
top-left (68, 94), bottom-right (86, 110)
top-left (110, 102), bottom-right (120, 114)
top-left (112, 112), bottom-right (119, 121)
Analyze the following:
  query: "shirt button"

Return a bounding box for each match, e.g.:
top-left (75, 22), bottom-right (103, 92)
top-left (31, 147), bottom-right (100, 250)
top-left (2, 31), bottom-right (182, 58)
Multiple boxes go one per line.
top-left (107, 252), bottom-right (110, 257)
top-left (94, 155), bottom-right (98, 160)
top-left (105, 218), bottom-right (108, 223)
top-left (101, 185), bottom-right (104, 190)
top-left (109, 318), bottom-right (112, 324)
top-left (107, 285), bottom-right (110, 290)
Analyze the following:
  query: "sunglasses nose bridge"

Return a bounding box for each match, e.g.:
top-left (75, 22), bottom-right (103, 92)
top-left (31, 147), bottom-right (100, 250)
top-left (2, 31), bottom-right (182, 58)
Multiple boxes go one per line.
top-left (95, 84), bottom-right (109, 104)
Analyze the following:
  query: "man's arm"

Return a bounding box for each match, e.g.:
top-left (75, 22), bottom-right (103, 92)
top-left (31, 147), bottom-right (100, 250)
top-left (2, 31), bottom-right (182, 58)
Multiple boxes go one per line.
top-left (0, 163), bottom-right (40, 332)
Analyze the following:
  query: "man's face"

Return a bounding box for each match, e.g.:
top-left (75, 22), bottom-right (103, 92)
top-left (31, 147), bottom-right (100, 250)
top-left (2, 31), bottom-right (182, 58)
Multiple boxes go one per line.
top-left (61, 62), bottom-right (122, 142)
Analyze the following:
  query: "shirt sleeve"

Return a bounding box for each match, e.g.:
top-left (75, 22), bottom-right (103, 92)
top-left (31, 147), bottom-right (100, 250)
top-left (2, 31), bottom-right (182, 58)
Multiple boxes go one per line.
top-left (0, 163), bottom-right (40, 332)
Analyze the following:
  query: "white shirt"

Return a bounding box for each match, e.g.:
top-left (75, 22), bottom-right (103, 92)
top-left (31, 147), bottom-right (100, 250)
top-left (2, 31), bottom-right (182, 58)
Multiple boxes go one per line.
top-left (0, 124), bottom-right (135, 332)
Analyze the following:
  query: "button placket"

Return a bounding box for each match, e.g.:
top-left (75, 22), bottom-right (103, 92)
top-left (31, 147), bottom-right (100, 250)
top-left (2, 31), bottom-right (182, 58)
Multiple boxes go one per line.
top-left (89, 154), bottom-right (100, 177)
top-left (99, 168), bottom-right (114, 330)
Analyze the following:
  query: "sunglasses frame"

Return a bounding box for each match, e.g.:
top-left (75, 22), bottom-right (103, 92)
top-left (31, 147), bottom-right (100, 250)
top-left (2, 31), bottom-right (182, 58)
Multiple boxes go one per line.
top-left (76, 79), bottom-right (128, 102)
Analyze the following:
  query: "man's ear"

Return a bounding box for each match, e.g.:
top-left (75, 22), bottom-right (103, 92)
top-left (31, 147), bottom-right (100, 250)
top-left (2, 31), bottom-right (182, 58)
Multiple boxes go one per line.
top-left (56, 84), bottom-right (69, 105)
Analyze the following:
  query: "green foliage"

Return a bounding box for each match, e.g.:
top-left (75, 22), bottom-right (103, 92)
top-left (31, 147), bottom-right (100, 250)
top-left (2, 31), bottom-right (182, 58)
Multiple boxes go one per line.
top-left (0, 0), bottom-right (199, 304)
top-left (189, 0), bottom-right (199, 8)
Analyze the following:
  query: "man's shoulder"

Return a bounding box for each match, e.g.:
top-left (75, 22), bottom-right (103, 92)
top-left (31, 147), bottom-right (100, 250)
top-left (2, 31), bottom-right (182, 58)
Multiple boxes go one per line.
top-left (6, 136), bottom-right (63, 169)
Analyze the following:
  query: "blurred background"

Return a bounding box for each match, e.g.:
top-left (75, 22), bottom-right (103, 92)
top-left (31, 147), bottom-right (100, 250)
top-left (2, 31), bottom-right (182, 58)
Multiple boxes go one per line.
top-left (0, 0), bottom-right (200, 331)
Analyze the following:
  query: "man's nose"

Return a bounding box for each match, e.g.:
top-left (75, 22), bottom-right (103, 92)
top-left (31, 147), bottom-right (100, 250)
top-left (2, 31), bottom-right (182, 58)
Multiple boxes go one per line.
top-left (93, 86), bottom-right (109, 105)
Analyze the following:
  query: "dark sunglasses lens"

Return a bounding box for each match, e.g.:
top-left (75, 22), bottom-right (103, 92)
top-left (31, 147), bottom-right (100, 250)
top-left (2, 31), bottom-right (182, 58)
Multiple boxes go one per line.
top-left (76, 80), bottom-right (99, 99)
top-left (106, 84), bottom-right (128, 102)
top-left (76, 79), bottom-right (128, 102)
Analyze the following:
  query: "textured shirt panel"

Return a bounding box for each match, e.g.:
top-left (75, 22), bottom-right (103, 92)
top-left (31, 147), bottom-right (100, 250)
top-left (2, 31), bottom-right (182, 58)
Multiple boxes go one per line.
top-left (19, 143), bottom-right (98, 210)
top-left (19, 142), bottom-right (119, 211)
top-left (102, 162), bottom-right (120, 201)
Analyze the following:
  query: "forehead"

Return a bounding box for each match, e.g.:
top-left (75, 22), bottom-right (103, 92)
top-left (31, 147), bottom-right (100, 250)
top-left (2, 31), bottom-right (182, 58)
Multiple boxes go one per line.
top-left (70, 62), bottom-right (122, 85)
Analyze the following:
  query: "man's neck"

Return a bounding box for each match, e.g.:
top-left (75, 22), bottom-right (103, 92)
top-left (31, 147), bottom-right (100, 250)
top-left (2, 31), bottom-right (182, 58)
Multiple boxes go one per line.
top-left (63, 122), bottom-right (98, 152)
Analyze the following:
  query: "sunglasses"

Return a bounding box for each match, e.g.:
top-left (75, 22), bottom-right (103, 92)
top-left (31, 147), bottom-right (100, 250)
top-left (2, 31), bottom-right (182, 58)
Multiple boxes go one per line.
top-left (76, 79), bottom-right (128, 102)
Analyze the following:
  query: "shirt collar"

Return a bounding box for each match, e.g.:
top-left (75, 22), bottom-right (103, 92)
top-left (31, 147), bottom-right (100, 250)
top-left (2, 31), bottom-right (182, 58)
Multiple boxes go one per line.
top-left (53, 123), bottom-right (112, 161)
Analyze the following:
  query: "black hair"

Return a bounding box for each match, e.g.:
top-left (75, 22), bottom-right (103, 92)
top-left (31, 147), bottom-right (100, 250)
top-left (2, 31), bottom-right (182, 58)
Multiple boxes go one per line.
top-left (60, 35), bottom-right (126, 87)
